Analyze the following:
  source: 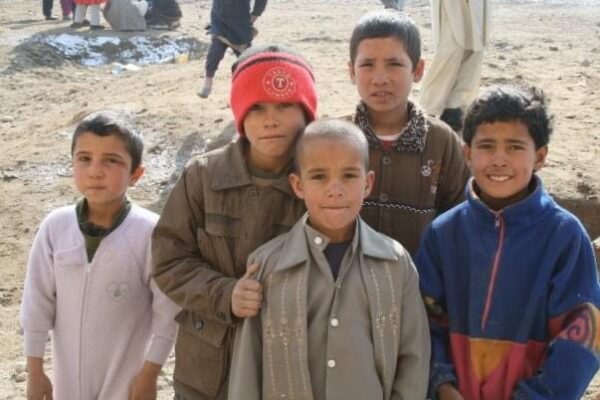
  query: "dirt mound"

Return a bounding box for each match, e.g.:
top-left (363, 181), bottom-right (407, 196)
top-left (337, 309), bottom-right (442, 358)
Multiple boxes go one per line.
top-left (6, 32), bottom-right (207, 72)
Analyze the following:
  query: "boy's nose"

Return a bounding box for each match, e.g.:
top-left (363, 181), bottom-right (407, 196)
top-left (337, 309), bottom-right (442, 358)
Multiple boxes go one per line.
top-left (327, 181), bottom-right (344, 197)
top-left (490, 151), bottom-right (509, 167)
top-left (88, 162), bottom-right (104, 177)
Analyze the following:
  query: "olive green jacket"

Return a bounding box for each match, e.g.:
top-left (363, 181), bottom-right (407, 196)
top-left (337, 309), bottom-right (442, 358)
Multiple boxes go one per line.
top-left (152, 139), bottom-right (305, 399)
top-left (229, 215), bottom-right (430, 400)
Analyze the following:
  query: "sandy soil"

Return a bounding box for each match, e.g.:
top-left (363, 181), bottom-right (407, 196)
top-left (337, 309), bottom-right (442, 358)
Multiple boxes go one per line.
top-left (1, 0), bottom-right (599, 398)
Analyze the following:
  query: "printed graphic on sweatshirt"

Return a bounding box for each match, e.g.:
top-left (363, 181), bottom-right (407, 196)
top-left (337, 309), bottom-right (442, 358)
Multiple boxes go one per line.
top-left (107, 281), bottom-right (130, 302)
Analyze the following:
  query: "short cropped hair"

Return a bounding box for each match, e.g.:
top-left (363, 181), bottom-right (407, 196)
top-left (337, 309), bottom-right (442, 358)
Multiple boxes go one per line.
top-left (349, 10), bottom-right (421, 69)
top-left (295, 119), bottom-right (369, 171)
top-left (463, 85), bottom-right (553, 149)
top-left (71, 112), bottom-right (144, 172)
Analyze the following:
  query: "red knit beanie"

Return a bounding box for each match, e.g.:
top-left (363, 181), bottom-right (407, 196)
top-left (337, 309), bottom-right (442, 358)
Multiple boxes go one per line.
top-left (230, 52), bottom-right (317, 135)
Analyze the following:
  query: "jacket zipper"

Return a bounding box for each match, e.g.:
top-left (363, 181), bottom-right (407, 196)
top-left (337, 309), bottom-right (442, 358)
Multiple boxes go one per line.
top-left (481, 212), bottom-right (505, 331)
top-left (79, 261), bottom-right (92, 399)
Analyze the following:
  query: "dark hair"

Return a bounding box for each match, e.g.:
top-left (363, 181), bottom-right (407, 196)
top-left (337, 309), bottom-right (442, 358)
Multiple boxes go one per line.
top-left (349, 10), bottom-right (421, 69)
top-left (231, 43), bottom-right (311, 74)
top-left (463, 85), bottom-right (553, 149)
top-left (295, 119), bottom-right (369, 171)
top-left (71, 112), bottom-right (144, 172)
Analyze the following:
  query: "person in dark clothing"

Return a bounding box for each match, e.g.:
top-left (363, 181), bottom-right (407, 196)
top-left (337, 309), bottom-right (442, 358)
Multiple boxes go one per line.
top-left (145, 0), bottom-right (182, 29)
top-left (198, 0), bottom-right (267, 99)
top-left (42, 0), bottom-right (58, 20)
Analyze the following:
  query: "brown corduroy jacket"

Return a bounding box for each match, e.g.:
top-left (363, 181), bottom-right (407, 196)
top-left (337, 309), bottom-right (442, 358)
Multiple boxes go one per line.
top-left (350, 103), bottom-right (470, 256)
top-left (152, 139), bottom-right (305, 399)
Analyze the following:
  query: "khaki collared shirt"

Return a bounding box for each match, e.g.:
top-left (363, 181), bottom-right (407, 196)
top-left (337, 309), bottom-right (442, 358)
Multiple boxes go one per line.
top-left (229, 215), bottom-right (430, 400)
top-left (152, 139), bottom-right (305, 399)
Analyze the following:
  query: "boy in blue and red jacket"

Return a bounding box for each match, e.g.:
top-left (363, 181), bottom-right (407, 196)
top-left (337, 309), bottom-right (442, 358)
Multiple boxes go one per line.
top-left (416, 85), bottom-right (600, 400)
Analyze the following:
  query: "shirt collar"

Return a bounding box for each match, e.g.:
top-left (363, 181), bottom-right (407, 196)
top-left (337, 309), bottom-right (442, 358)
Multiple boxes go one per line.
top-left (353, 99), bottom-right (429, 154)
top-left (209, 138), bottom-right (295, 196)
top-left (274, 214), bottom-right (399, 272)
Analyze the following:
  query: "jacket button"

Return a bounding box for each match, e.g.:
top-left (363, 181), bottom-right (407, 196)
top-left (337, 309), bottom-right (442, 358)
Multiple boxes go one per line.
top-left (216, 311), bottom-right (226, 321)
top-left (379, 192), bottom-right (389, 202)
top-left (248, 187), bottom-right (259, 200)
top-left (327, 359), bottom-right (336, 368)
top-left (314, 236), bottom-right (323, 245)
top-left (382, 155), bottom-right (391, 166)
top-left (194, 319), bottom-right (204, 332)
top-left (330, 318), bottom-right (339, 327)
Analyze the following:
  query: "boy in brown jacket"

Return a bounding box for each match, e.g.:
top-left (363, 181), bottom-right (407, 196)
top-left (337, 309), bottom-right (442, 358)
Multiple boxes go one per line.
top-left (348, 10), bottom-right (470, 256)
top-left (152, 44), bottom-right (317, 400)
top-left (228, 119), bottom-right (430, 400)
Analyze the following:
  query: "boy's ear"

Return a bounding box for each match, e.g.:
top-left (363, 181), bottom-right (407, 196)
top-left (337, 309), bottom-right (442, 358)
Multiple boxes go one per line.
top-left (462, 144), bottom-right (473, 169)
top-left (129, 165), bottom-right (145, 186)
top-left (533, 145), bottom-right (548, 172)
top-left (348, 60), bottom-right (356, 84)
top-left (364, 170), bottom-right (375, 199)
top-left (412, 59), bottom-right (425, 83)
top-left (289, 173), bottom-right (305, 199)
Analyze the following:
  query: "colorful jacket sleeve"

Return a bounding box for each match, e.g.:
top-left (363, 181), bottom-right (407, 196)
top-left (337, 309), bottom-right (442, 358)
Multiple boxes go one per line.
top-left (513, 227), bottom-right (600, 399)
top-left (152, 160), bottom-right (238, 325)
top-left (415, 226), bottom-right (458, 399)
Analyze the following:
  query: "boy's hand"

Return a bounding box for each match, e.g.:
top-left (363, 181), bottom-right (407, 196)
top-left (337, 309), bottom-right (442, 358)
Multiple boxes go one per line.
top-left (27, 371), bottom-right (53, 400)
top-left (438, 383), bottom-right (464, 400)
top-left (129, 362), bottom-right (160, 400)
top-left (231, 263), bottom-right (263, 318)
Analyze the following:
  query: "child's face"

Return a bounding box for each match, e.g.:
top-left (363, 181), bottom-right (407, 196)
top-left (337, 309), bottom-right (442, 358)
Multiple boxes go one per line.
top-left (243, 102), bottom-right (307, 170)
top-left (349, 37), bottom-right (424, 117)
top-left (464, 120), bottom-right (547, 210)
top-left (290, 137), bottom-right (374, 243)
top-left (73, 132), bottom-right (144, 212)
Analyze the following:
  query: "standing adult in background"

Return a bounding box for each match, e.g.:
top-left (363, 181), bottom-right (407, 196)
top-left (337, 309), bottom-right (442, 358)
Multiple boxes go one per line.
top-left (380, 0), bottom-right (405, 11)
top-left (43, 0), bottom-right (76, 20)
top-left (419, 0), bottom-right (491, 133)
top-left (197, 0), bottom-right (267, 99)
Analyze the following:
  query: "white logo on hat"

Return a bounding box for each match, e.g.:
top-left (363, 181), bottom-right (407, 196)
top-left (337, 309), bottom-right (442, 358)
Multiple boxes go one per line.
top-left (263, 67), bottom-right (297, 99)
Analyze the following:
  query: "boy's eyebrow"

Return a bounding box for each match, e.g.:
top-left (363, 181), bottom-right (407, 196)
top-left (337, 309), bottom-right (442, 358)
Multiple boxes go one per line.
top-left (74, 150), bottom-right (126, 159)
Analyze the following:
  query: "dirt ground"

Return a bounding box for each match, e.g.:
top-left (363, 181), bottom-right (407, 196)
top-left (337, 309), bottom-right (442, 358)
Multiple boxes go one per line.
top-left (1, 0), bottom-right (599, 398)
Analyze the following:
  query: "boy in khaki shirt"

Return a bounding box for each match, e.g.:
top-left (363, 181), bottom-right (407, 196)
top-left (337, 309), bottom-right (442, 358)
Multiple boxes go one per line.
top-left (229, 119), bottom-right (430, 400)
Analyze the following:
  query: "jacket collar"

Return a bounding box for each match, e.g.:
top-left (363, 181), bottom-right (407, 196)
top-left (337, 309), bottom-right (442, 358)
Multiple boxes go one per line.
top-left (274, 214), bottom-right (399, 272)
top-left (353, 99), bottom-right (428, 153)
top-left (208, 139), bottom-right (295, 196)
top-left (466, 175), bottom-right (554, 227)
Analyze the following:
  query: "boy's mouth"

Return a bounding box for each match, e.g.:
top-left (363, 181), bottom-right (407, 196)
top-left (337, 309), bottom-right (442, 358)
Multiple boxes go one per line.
top-left (371, 91), bottom-right (392, 98)
top-left (488, 175), bottom-right (510, 182)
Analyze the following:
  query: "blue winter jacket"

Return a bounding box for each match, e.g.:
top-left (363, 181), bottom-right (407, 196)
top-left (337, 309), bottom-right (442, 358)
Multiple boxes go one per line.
top-left (416, 176), bottom-right (600, 400)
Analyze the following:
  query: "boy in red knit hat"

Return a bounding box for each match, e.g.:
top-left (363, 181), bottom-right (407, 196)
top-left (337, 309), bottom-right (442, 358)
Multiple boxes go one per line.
top-left (152, 43), bottom-right (317, 400)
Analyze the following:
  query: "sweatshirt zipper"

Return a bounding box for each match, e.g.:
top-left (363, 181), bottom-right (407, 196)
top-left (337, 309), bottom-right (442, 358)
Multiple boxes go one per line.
top-left (481, 212), bottom-right (505, 332)
top-left (79, 261), bottom-right (92, 399)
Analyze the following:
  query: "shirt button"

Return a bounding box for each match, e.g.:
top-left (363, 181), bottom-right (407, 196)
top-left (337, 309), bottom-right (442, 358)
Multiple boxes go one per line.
top-left (314, 236), bottom-right (323, 245)
top-left (216, 311), bottom-right (226, 321)
top-left (382, 155), bottom-right (391, 166)
top-left (379, 192), bottom-right (389, 202)
top-left (327, 359), bottom-right (336, 368)
top-left (330, 318), bottom-right (339, 327)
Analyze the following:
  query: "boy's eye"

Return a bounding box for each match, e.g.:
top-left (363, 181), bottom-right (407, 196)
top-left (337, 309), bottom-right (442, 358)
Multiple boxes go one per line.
top-left (249, 104), bottom-right (263, 112)
top-left (106, 158), bottom-right (121, 164)
top-left (309, 174), bottom-right (325, 180)
top-left (358, 61), bottom-right (373, 68)
top-left (344, 173), bottom-right (359, 179)
top-left (77, 155), bottom-right (91, 162)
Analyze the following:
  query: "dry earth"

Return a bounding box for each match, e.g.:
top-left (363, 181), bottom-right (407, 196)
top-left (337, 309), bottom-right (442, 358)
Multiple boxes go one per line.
top-left (1, 0), bottom-right (599, 398)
